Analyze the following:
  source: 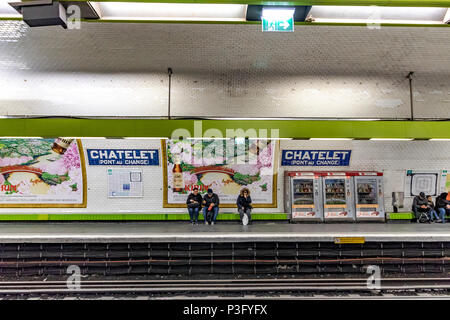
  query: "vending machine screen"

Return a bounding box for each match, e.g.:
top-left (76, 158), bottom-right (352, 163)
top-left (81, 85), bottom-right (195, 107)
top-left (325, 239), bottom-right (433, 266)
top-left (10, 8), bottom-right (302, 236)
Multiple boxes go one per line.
top-left (324, 179), bottom-right (346, 205)
top-left (292, 179), bottom-right (314, 205)
top-left (357, 179), bottom-right (378, 204)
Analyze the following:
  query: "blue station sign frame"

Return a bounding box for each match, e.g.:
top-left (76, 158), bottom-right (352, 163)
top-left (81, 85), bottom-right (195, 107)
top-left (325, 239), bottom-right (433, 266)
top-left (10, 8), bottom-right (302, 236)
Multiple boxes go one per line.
top-left (87, 149), bottom-right (160, 166)
top-left (281, 150), bottom-right (352, 166)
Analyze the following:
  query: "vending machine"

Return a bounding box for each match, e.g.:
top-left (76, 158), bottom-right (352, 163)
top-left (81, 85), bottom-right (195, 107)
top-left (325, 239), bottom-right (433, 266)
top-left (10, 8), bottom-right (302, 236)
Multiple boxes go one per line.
top-left (322, 172), bottom-right (356, 222)
top-left (284, 172), bottom-right (323, 222)
top-left (285, 171), bottom-right (385, 223)
top-left (353, 172), bottom-right (385, 221)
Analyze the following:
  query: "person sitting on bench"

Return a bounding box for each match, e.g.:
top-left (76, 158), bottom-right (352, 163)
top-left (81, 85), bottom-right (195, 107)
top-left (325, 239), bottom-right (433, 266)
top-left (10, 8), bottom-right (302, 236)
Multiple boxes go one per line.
top-left (412, 192), bottom-right (430, 222)
top-left (436, 192), bottom-right (450, 224)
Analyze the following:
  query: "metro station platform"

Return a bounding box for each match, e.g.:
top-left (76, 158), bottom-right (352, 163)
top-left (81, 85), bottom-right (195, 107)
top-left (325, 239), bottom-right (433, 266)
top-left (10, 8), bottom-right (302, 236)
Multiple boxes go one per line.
top-left (0, 222), bottom-right (450, 243)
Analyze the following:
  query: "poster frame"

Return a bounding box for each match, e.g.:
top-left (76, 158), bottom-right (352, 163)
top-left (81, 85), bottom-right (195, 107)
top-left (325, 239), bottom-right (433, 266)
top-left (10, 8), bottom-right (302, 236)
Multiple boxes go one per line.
top-left (162, 139), bottom-right (278, 209)
top-left (0, 139), bottom-right (87, 208)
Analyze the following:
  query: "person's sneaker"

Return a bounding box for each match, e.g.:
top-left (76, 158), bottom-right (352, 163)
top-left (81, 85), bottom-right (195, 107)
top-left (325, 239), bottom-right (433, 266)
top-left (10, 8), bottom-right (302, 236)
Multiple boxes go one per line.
top-left (205, 221), bottom-right (209, 225)
top-left (211, 221), bottom-right (215, 225)
top-left (437, 219), bottom-right (442, 223)
top-left (242, 214), bottom-right (249, 226)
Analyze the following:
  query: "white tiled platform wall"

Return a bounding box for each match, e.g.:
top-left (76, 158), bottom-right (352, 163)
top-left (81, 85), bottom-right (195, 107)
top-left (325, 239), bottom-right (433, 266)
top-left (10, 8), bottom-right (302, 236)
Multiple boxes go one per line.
top-left (0, 139), bottom-right (448, 215)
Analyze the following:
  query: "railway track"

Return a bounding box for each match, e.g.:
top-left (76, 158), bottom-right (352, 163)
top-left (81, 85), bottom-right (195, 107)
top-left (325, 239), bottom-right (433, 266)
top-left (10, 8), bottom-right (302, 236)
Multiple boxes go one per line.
top-left (0, 277), bottom-right (449, 296)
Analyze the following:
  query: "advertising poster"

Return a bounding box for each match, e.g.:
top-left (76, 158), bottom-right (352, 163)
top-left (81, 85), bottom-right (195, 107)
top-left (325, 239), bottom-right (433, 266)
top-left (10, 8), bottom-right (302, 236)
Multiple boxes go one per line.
top-left (163, 139), bottom-right (278, 208)
top-left (0, 138), bottom-right (86, 207)
top-left (446, 172), bottom-right (450, 193)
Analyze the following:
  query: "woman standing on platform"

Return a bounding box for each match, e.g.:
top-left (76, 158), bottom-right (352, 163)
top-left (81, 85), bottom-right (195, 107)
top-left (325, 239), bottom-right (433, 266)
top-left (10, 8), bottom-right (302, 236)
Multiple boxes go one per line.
top-left (237, 188), bottom-right (252, 226)
top-left (186, 187), bottom-right (202, 225)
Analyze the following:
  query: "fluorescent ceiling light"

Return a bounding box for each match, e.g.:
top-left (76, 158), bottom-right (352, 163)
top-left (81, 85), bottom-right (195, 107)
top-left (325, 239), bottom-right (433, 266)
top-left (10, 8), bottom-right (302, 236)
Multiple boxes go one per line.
top-left (308, 6), bottom-right (448, 24)
top-left (261, 8), bottom-right (295, 20)
top-left (78, 137), bottom-right (107, 139)
top-left (310, 138), bottom-right (353, 141)
top-left (444, 9), bottom-right (450, 23)
top-left (123, 137), bottom-right (168, 140)
top-left (429, 138), bottom-right (450, 141)
top-left (186, 137), bottom-right (230, 140)
top-left (252, 138), bottom-right (293, 140)
top-left (1, 136), bottom-right (43, 139)
top-left (97, 3), bottom-right (247, 21)
top-left (0, 0), bottom-right (21, 18)
top-left (369, 138), bottom-right (413, 141)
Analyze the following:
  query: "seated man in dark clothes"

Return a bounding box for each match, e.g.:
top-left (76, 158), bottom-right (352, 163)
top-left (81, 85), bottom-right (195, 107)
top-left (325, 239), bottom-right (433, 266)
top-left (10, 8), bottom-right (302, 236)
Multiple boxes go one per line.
top-left (412, 192), bottom-right (430, 222)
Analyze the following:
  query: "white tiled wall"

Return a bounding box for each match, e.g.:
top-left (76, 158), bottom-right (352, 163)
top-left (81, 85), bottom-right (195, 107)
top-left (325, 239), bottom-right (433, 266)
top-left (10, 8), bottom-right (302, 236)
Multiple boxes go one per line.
top-left (0, 139), bottom-right (448, 215)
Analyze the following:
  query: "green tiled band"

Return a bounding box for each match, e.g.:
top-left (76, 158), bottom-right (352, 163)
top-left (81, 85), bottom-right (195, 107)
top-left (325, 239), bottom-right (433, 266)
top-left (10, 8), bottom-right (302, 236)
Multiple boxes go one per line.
top-left (0, 212), bottom-right (438, 220)
top-left (0, 119), bottom-right (449, 139)
top-left (0, 213), bottom-right (288, 221)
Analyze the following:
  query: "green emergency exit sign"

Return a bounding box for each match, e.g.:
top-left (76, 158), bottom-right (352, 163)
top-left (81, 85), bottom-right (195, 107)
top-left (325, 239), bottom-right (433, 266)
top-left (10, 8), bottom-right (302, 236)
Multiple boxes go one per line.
top-left (262, 16), bottom-right (294, 32)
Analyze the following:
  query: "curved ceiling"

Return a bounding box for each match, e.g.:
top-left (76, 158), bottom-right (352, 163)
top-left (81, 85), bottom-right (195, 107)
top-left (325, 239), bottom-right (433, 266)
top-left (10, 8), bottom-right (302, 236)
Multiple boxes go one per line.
top-left (0, 20), bottom-right (450, 75)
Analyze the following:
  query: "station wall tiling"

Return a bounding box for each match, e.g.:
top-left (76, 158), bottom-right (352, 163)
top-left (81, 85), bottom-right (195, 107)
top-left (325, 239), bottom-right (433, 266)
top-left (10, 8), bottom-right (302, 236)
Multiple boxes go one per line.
top-left (0, 139), bottom-right (448, 215)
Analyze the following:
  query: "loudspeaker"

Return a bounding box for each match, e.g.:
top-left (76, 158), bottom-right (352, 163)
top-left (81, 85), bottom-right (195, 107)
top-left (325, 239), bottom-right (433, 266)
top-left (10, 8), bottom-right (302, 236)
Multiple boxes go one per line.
top-left (22, 2), bottom-right (67, 29)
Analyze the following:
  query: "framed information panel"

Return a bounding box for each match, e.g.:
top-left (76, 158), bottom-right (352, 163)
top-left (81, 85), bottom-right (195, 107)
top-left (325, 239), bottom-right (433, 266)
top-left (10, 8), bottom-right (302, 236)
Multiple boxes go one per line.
top-left (107, 168), bottom-right (143, 198)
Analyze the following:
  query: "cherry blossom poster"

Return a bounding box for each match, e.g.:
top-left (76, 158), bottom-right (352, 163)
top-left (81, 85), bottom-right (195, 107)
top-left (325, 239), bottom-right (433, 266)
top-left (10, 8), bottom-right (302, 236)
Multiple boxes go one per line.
top-left (163, 139), bottom-right (278, 208)
top-left (0, 138), bottom-right (86, 207)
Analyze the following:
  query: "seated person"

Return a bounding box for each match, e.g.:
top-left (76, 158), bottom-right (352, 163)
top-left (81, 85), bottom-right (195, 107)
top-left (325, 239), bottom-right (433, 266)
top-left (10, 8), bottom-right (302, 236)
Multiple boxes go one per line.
top-left (412, 192), bottom-right (430, 222)
top-left (436, 192), bottom-right (450, 224)
top-left (427, 195), bottom-right (440, 222)
top-left (202, 188), bottom-right (220, 225)
top-left (237, 188), bottom-right (252, 225)
top-left (186, 187), bottom-right (202, 225)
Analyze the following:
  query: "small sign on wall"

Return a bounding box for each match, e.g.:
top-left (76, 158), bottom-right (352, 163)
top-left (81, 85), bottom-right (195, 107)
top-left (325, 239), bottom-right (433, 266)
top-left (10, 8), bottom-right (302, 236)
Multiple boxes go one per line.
top-left (281, 150), bottom-right (352, 166)
top-left (87, 149), bottom-right (159, 166)
top-left (108, 168), bottom-right (143, 198)
top-left (405, 170), bottom-right (440, 197)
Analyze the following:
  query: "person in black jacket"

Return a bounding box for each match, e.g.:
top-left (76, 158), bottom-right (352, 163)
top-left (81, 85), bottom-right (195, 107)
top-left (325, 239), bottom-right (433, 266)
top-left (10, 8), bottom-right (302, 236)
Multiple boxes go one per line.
top-left (237, 188), bottom-right (252, 225)
top-left (202, 188), bottom-right (220, 225)
top-left (427, 195), bottom-right (440, 222)
top-left (186, 187), bottom-right (202, 225)
top-left (436, 192), bottom-right (450, 224)
top-left (412, 192), bottom-right (430, 221)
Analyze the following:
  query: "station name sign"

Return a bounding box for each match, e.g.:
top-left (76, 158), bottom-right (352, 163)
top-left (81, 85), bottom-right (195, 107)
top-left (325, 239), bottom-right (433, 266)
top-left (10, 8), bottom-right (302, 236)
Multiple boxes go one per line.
top-left (281, 150), bottom-right (352, 166)
top-left (87, 149), bottom-right (160, 166)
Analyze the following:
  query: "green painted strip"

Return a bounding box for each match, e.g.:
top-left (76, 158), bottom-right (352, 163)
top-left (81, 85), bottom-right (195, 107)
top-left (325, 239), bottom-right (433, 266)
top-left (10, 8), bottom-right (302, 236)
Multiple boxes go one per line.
top-left (2, 212), bottom-right (447, 221)
top-left (388, 212), bottom-right (414, 220)
top-left (0, 119), bottom-right (449, 139)
top-left (388, 212), bottom-right (450, 219)
top-left (0, 213), bottom-right (288, 221)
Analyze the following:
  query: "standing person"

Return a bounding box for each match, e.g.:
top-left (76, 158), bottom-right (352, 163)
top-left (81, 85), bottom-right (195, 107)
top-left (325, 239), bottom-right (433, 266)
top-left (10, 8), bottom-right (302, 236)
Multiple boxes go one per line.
top-left (186, 187), bottom-right (202, 225)
top-left (436, 192), bottom-right (450, 224)
top-left (202, 188), bottom-right (220, 225)
top-left (412, 192), bottom-right (430, 222)
top-left (237, 188), bottom-right (252, 225)
top-left (427, 195), bottom-right (440, 223)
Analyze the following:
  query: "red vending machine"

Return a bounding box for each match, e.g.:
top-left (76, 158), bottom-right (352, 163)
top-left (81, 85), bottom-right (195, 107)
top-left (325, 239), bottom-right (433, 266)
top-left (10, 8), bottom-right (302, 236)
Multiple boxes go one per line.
top-left (322, 172), bottom-right (356, 222)
top-left (353, 172), bottom-right (385, 221)
top-left (284, 171), bottom-right (324, 222)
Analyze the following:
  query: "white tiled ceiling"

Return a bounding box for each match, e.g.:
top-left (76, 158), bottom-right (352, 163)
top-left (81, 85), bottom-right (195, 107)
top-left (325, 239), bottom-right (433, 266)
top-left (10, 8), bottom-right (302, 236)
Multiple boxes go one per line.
top-left (0, 20), bottom-right (449, 75)
top-left (0, 20), bottom-right (449, 119)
